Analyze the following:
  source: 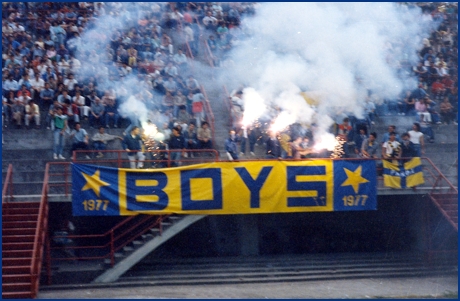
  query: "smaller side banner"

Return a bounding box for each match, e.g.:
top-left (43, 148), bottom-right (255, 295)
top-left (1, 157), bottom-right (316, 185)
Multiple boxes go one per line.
top-left (382, 157), bottom-right (425, 189)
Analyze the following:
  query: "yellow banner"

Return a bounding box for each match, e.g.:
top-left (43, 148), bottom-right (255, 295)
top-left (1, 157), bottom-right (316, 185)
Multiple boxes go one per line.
top-left (72, 159), bottom-right (377, 216)
top-left (117, 160), bottom-right (334, 215)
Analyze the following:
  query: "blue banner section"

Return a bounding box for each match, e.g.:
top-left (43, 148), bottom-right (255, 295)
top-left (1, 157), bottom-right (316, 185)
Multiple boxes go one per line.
top-left (72, 164), bottom-right (120, 216)
top-left (333, 160), bottom-right (377, 211)
top-left (72, 160), bottom-right (377, 216)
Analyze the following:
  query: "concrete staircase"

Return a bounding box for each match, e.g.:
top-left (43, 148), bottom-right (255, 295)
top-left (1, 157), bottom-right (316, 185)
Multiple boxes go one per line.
top-left (429, 192), bottom-right (458, 231)
top-left (93, 215), bottom-right (206, 283)
top-left (39, 252), bottom-right (457, 290)
top-left (39, 215), bottom-right (207, 286)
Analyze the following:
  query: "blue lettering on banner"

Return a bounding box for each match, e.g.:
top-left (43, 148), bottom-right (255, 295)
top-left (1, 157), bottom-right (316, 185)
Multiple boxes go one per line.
top-left (126, 172), bottom-right (168, 211)
top-left (181, 168), bottom-right (223, 210)
top-left (287, 166), bottom-right (327, 207)
top-left (235, 166), bottom-right (273, 208)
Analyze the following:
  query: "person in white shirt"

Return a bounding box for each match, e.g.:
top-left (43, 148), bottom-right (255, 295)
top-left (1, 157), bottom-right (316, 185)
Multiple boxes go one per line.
top-left (25, 99), bottom-right (40, 129)
top-left (72, 90), bottom-right (89, 118)
top-left (29, 73), bottom-right (45, 99)
top-left (202, 11), bottom-right (218, 30)
top-left (407, 122), bottom-right (424, 157)
top-left (64, 73), bottom-right (78, 93)
top-left (382, 132), bottom-right (401, 160)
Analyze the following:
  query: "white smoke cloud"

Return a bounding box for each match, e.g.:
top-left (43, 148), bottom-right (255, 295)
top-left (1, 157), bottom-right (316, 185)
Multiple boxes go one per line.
top-left (220, 2), bottom-right (436, 140)
top-left (71, 3), bottom-right (166, 123)
top-left (118, 95), bottom-right (148, 124)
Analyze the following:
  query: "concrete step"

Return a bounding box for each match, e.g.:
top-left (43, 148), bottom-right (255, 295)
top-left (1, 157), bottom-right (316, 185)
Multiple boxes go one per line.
top-left (2, 159), bottom-right (50, 172)
top-left (2, 170), bottom-right (46, 183)
top-left (3, 182), bottom-right (68, 196)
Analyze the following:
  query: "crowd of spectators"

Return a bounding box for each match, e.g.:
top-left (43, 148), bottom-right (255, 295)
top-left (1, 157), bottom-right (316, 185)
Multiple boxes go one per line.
top-left (2, 2), bottom-right (458, 164)
top-left (2, 2), bottom-right (248, 161)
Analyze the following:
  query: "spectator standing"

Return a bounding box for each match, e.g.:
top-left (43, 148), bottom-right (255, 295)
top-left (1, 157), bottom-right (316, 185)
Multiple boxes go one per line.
top-left (122, 126), bottom-right (145, 169)
top-left (52, 106), bottom-right (67, 160)
top-left (192, 91), bottom-right (205, 127)
top-left (266, 131), bottom-right (282, 159)
top-left (382, 132), bottom-right (401, 160)
top-left (337, 117), bottom-right (355, 158)
top-left (361, 132), bottom-right (379, 158)
top-left (400, 132), bottom-right (416, 162)
top-left (184, 122), bottom-right (198, 157)
top-left (382, 125), bottom-right (401, 143)
top-left (168, 126), bottom-right (186, 167)
top-left (408, 123), bottom-right (425, 156)
top-left (353, 127), bottom-right (368, 157)
top-left (225, 129), bottom-right (240, 160)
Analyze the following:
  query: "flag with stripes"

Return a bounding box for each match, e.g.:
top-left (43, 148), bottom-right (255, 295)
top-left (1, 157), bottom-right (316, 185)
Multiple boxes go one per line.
top-left (382, 157), bottom-right (424, 189)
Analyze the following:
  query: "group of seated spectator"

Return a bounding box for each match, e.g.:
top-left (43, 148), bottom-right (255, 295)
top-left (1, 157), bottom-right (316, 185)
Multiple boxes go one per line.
top-left (2, 2), bottom-right (218, 142)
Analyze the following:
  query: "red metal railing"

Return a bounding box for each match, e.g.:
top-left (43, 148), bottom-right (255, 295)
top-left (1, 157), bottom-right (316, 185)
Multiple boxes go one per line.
top-left (32, 163), bottom-right (50, 298)
top-left (184, 40), bottom-right (195, 73)
top-left (201, 36), bottom-right (216, 77)
top-left (46, 213), bottom-right (169, 284)
top-left (222, 85), bottom-right (233, 127)
top-left (55, 155), bottom-right (458, 197)
top-left (46, 149), bottom-right (220, 197)
top-left (199, 85), bottom-right (216, 144)
top-left (72, 148), bottom-right (219, 168)
top-left (2, 164), bottom-right (13, 203)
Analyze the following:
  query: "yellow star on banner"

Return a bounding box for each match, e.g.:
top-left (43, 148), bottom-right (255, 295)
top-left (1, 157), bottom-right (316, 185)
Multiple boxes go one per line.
top-left (81, 169), bottom-right (110, 197)
top-left (341, 165), bottom-right (369, 194)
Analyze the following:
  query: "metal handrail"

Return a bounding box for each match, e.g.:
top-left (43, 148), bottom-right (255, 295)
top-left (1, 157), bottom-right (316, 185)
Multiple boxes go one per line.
top-left (199, 85), bottom-right (216, 144)
top-left (54, 155), bottom-right (458, 197)
top-left (73, 148), bottom-right (219, 164)
top-left (47, 149), bottom-right (220, 197)
top-left (202, 36), bottom-right (216, 71)
top-left (47, 210), bottom-right (167, 282)
top-left (222, 85), bottom-right (233, 127)
top-left (32, 163), bottom-right (50, 297)
top-left (2, 164), bottom-right (13, 203)
top-left (423, 157), bottom-right (458, 194)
